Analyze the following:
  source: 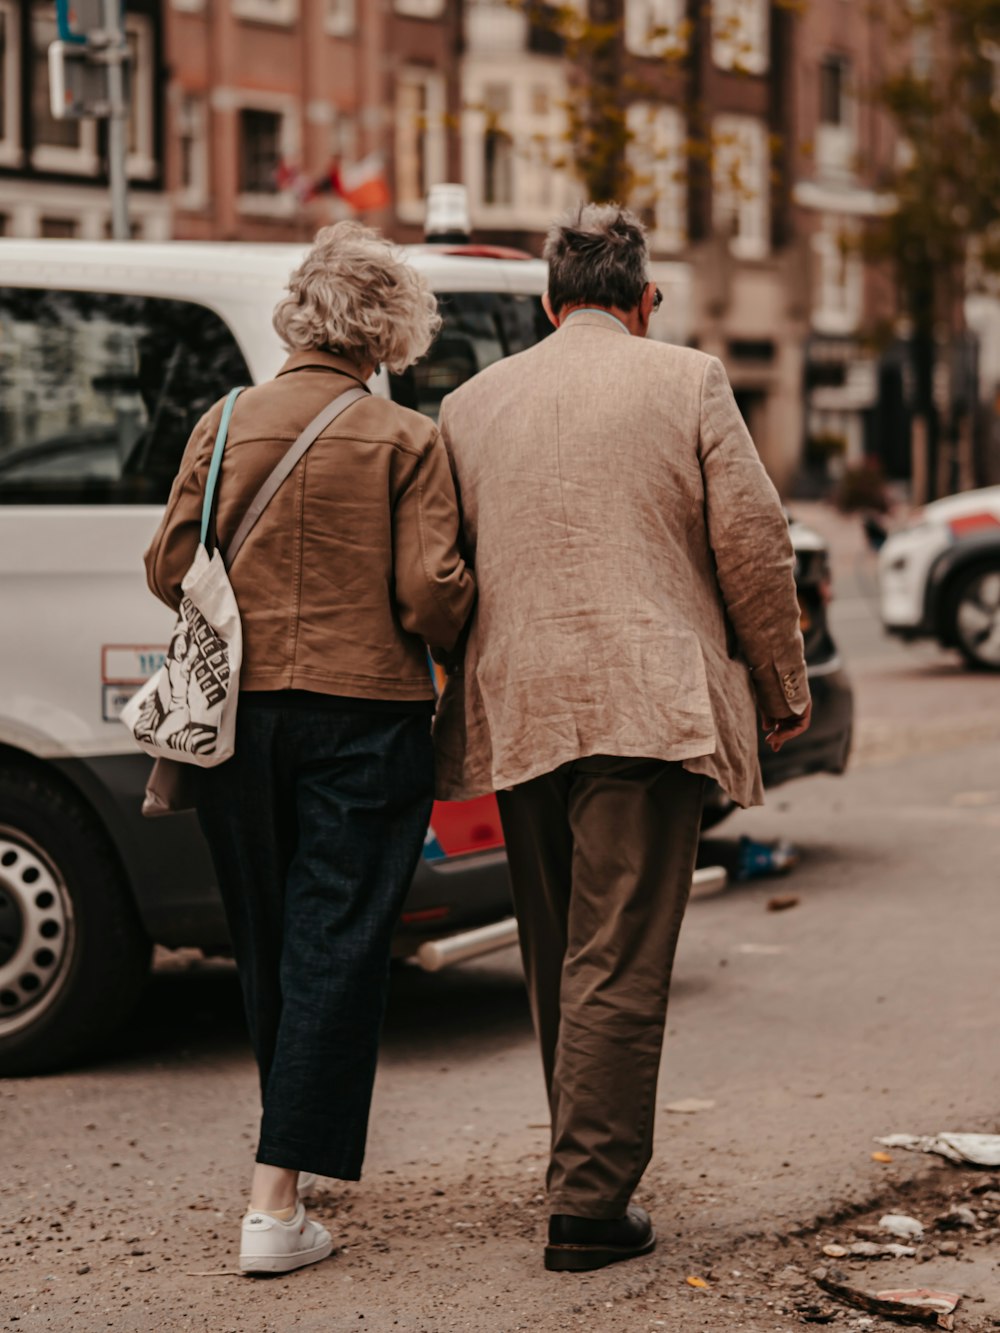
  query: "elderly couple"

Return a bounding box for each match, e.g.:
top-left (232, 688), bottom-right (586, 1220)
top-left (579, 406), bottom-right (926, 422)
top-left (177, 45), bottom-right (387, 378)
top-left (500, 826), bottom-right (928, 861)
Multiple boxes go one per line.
top-left (146, 205), bottom-right (810, 1276)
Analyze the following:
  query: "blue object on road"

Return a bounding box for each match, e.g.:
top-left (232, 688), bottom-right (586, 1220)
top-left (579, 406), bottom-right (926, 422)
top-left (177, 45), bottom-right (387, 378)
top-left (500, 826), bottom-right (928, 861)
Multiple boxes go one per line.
top-left (736, 836), bottom-right (800, 881)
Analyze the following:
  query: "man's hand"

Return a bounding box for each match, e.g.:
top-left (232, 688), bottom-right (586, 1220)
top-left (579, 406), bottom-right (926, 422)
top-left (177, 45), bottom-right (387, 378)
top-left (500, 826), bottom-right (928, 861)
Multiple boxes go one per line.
top-left (761, 701), bottom-right (812, 753)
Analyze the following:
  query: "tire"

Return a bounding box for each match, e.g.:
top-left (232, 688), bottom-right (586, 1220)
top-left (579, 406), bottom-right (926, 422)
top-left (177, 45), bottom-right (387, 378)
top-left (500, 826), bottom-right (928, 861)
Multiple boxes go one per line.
top-left (947, 564), bottom-right (1000, 671)
top-left (0, 765), bottom-right (151, 1076)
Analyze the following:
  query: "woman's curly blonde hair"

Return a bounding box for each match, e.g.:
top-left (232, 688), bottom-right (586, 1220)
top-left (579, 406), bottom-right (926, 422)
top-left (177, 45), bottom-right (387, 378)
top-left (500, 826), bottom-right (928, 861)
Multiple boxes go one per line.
top-left (272, 221), bottom-right (441, 373)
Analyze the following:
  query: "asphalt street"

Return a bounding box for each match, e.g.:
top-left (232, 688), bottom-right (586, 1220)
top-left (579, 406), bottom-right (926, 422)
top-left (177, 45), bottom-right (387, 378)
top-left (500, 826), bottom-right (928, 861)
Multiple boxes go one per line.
top-left (2, 502), bottom-right (999, 1333)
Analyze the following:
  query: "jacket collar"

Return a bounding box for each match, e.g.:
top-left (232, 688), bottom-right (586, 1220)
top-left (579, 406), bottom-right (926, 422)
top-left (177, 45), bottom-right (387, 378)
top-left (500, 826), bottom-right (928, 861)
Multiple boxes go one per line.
top-left (559, 309), bottom-right (632, 336)
top-left (276, 348), bottom-right (371, 385)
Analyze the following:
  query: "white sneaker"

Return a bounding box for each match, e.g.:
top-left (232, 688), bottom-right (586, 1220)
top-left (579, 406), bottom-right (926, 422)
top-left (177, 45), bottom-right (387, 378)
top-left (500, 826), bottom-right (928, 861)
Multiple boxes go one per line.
top-left (297, 1171), bottom-right (318, 1198)
top-left (239, 1203), bottom-right (333, 1275)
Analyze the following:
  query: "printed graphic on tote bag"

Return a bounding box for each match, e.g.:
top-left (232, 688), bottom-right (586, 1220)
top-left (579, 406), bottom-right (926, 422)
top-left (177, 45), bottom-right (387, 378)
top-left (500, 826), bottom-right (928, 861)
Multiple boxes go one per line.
top-left (132, 596), bottom-right (231, 755)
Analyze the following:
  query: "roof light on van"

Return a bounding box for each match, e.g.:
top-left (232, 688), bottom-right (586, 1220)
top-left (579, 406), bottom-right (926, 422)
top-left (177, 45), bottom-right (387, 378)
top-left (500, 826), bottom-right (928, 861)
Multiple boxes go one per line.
top-left (425, 184), bottom-right (471, 244)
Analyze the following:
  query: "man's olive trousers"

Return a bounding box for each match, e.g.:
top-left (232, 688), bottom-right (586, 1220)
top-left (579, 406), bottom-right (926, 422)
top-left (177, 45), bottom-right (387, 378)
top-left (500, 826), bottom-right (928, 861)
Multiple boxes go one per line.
top-left (497, 756), bottom-right (706, 1219)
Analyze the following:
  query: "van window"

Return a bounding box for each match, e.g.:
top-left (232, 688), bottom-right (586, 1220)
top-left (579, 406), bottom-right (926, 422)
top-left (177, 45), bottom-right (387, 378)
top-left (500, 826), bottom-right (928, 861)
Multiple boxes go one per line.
top-left (0, 288), bottom-right (251, 504)
top-left (390, 291), bottom-right (551, 420)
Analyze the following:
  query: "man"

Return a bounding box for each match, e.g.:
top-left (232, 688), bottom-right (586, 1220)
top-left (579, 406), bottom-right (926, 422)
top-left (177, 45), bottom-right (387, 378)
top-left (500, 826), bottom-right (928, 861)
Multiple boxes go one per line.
top-left (434, 204), bottom-right (810, 1273)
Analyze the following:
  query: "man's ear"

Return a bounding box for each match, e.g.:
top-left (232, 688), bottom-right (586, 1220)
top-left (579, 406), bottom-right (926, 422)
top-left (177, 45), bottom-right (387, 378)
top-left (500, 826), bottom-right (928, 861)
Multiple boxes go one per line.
top-left (542, 292), bottom-right (560, 329)
top-left (637, 282), bottom-right (656, 336)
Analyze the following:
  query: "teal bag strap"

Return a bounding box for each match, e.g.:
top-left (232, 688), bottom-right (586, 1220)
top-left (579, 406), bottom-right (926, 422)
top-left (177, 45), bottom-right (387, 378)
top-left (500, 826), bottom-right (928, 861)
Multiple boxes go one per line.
top-left (199, 387), bottom-right (245, 548)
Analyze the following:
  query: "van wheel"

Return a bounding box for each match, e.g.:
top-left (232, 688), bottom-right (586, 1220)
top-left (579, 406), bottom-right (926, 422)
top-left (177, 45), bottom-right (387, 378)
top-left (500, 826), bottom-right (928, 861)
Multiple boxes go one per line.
top-left (948, 564), bottom-right (1000, 671)
top-left (0, 767), bottom-right (151, 1076)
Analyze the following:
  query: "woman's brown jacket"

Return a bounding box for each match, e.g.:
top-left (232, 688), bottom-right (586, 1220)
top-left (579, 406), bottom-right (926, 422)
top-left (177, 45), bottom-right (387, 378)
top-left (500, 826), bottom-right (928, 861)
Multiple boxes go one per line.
top-left (145, 350), bottom-right (475, 702)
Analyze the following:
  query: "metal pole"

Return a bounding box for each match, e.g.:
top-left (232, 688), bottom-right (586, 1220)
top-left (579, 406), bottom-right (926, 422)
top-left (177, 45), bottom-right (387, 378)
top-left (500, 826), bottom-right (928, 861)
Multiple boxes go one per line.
top-left (103, 0), bottom-right (129, 240)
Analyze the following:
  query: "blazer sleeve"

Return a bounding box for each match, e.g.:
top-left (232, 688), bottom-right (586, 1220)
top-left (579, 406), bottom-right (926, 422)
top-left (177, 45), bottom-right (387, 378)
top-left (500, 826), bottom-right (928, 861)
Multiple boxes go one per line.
top-left (698, 356), bottom-right (810, 720)
top-left (143, 402), bottom-right (222, 612)
top-left (392, 427), bottom-right (476, 655)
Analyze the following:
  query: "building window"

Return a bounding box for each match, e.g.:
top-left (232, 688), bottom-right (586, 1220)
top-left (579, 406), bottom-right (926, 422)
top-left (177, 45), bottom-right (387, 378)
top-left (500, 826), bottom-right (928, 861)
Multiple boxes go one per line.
top-left (820, 56), bottom-right (849, 125)
top-left (30, 9), bottom-right (99, 174)
top-left (396, 68), bottom-right (446, 219)
top-left (394, 0), bottom-right (445, 17)
top-left (712, 0), bottom-right (769, 75)
top-left (625, 0), bottom-right (687, 60)
top-left (326, 0), bottom-right (355, 35)
top-left (812, 215), bottom-right (863, 336)
top-left (239, 108), bottom-right (283, 194)
top-left (482, 84), bottom-right (513, 207)
top-left (0, 0), bottom-right (21, 167)
top-left (627, 102), bottom-right (686, 253)
top-left (39, 217), bottom-right (79, 237)
top-left (231, 0), bottom-right (298, 23)
top-left (176, 93), bottom-right (208, 209)
top-left (125, 14), bottom-right (156, 180)
top-left (463, 66), bottom-right (574, 226)
top-left (235, 99), bottom-right (298, 213)
top-left (816, 55), bottom-right (855, 181)
top-left (712, 114), bottom-right (770, 260)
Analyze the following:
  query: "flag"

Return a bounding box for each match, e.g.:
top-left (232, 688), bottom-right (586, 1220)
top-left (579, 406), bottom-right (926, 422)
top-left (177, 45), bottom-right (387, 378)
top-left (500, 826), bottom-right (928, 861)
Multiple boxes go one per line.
top-left (337, 153), bottom-right (391, 213)
top-left (305, 160), bottom-right (342, 201)
top-left (275, 159), bottom-right (311, 202)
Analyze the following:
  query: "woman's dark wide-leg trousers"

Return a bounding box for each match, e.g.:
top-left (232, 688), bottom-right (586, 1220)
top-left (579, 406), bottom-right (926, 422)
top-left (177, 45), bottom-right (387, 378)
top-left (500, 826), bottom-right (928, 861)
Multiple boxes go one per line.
top-left (195, 698), bottom-right (434, 1180)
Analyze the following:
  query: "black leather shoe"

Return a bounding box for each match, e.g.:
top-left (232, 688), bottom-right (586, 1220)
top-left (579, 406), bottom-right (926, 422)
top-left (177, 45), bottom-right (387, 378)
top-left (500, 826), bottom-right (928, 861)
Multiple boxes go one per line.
top-left (544, 1204), bottom-right (656, 1272)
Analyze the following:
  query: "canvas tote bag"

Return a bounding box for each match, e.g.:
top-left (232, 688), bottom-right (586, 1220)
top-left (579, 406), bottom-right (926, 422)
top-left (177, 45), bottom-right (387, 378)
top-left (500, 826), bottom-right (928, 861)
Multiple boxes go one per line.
top-left (122, 382), bottom-right (369, 814)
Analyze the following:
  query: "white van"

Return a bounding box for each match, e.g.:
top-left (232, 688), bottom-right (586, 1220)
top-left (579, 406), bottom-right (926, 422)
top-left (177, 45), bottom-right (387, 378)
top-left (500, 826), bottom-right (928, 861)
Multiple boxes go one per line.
top-left (0, 236), bottom-right (848, 1076)
top-left (0, 236), bottom-right (561, 1074)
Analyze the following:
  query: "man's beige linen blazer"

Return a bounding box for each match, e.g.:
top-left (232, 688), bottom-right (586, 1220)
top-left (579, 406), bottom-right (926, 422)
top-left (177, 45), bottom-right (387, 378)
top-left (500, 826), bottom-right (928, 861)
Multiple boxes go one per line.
top-left (433, 311), bottom-right (810, 807)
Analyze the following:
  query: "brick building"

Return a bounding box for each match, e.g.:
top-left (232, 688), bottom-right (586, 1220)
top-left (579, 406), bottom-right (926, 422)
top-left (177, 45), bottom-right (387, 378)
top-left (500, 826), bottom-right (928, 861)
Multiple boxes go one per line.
top-left (163, 0), bottom-right (465, 243)
top-left (790, 0), bottom-right (899, 485)
top-left (0, 1), bottom-right (914, 490)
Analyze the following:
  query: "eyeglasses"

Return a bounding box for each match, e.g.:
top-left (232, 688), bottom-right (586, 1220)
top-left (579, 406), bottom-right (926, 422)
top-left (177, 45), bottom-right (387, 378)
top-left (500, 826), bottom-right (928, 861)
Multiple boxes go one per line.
top-left (652, 286), bottom-right (663, 312)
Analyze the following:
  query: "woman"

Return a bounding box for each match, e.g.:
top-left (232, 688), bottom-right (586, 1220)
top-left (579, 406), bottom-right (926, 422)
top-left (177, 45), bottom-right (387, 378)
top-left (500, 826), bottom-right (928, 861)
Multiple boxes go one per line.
top-left (144, 222), bottom-right (475, 1274)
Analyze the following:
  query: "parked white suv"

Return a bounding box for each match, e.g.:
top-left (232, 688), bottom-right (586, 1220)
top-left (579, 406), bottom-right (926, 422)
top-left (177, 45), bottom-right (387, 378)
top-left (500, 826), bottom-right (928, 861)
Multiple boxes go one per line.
top-left (878, 486), bottom-right (1000, 669)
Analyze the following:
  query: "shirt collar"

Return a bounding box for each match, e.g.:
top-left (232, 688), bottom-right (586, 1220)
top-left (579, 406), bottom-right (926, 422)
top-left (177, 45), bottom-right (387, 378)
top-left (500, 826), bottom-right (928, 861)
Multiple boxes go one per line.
top-left (562, 308), bottom-right (631, 336)
top-left (276, 348), bottom-right (371, 385)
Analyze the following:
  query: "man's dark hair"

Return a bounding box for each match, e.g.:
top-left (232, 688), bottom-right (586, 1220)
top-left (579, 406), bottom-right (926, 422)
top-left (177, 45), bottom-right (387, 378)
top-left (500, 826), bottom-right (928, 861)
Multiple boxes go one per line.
top-left (543, 203), bottom-right (650, 315)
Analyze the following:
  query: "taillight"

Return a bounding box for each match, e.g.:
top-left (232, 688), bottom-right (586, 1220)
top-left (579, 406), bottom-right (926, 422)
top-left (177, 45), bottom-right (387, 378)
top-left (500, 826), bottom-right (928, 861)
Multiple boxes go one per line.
top-left (401, 907), bottom-right (450, 926)
top-left (948, 512), bottom-right (1000, 539)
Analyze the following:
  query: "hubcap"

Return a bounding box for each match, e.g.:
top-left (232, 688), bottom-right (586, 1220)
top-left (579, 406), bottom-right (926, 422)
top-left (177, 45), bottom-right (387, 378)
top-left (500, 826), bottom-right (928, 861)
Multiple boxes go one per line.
top-left (0, 827), bottom-right (74, 1037)
top-left (956, 572), bottom-right (1000, 666)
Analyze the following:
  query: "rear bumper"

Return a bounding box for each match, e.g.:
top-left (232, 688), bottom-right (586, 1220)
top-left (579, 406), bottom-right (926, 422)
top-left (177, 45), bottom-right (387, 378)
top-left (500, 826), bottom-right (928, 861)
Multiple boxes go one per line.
top-left (53, 753), bottom-right (514, 952)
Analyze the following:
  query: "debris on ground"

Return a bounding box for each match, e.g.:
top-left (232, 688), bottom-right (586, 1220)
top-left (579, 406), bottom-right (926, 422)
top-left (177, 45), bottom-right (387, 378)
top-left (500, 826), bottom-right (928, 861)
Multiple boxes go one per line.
top-left (767, 894), bottom-right (801, 912)
top-left (875, 1133), bottom-right (1000, 1167)
top-left (664, 1097), bottom-right (716, 1114)
top-left (934, 1204), bottom-right (978, 1230)
top-left (880, 1213), bottom-right (926, 1239)
top-left (811, 1267), bottom-right (961, 1328)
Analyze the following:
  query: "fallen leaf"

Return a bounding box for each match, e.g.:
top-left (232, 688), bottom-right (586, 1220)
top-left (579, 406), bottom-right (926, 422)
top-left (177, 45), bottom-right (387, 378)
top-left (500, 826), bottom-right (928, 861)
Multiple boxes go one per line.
top-left (686, 1275), bottom-right (709, 1289)
top-left (767, 895), bottom-right (800, 912)
top-left (871, 1151), bottom-right (893, 1163)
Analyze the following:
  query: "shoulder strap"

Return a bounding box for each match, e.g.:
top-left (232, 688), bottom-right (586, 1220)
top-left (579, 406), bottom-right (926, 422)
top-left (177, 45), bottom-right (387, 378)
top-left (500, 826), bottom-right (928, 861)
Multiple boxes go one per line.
top-left (200, 387), bottom-right (245, 549)
top-left (223, 384), bottom-right (370, 570)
